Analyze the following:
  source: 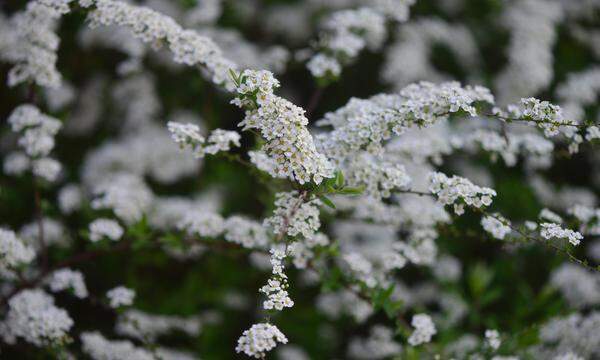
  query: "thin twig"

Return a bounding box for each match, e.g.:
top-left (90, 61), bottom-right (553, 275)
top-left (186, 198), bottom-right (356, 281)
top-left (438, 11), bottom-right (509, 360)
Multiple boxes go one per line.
top-left (305, 87), bottom-right (325, 119)
top-left (33, 183), bottom-right (48, 270)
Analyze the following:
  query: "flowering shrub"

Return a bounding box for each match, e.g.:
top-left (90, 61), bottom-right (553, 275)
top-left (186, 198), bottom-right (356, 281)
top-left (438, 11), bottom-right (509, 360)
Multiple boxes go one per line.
top-left (0, 0), bottom-right (599, 359)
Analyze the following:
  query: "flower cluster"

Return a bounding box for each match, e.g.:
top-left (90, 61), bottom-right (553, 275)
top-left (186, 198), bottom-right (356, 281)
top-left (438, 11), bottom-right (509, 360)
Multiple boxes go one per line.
top-left (232, 69), bottom-right (334, 184)
top-left (168, 121), bottom-right (241, 158)
top-left (316, 81), bottom-right (494, 161)
top-left (82, 0), bottom-right (238, 89)
top-left (348, 325), bottom-right (402, 359)
top-left (2, 1), bottom-right (63, 87)
top-left (540, 223), bottom-right (583, 246)
top-left (307, 8), bottom-right (385, 79)
top-left (308, 1), bottom-right (415, 80)
top-left (178, 210), bottom-right (225, 238)
top-left (224, 216), bottom-right (269, 249)
top-left (235, 323), bottom-right (288, 359)
top-left (106, 286), bottom-right (135, 308)
top-left (0, 228), bottom-right (35, 272)
top-left (481, 214), bottom-right (512, 240)
top-left (429, 172), bottom-right (496, 215)
top-left (495, 0), bottom-right (562, 102)
top-left (88, 218), bottom-right (123, 242)
top-left (260, 248), bottom-right (294, 311)
top-left (506, 98), bottom-right (575, 137)
top-left (115, 309), bottom-right (201, 342)
top-left (0, 289), bottom-right (73, 347)
top-left (91, 173), bottom-right (153, 224)
top-left (6, 104), bottom-right (62, 181)
top-left (485, 329), bottom-right (501, 350)
top-left (264, 191), bottom-right (321, 239)
top-left (80, 331), bottom-right (154, 360)
top-left (46, 269), bottom-right (88, 299)
top-left (346, 154), bottom-right (411, 199)
top-left (408, 313), bottom-right (436, 346)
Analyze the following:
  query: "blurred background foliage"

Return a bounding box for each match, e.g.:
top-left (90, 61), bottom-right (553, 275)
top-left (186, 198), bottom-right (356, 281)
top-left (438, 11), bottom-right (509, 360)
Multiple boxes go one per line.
top-left (0, 0), bottom-right (598, 359)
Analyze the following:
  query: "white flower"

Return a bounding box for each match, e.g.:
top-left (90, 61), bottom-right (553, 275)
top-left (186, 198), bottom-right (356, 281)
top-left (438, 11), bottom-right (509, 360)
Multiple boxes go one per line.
top-left (232, 69), bottom-right (334, 184)
top-left (3, 152), bottom-right (31, 176)
top-left (224, 216), bottom-right (269, 249)
top-left (0, 228), bottom-right (36, 271)
top-left (348, 325), bottom-right (402, 359)
top-left (316, 81), bottom-right (494, 162)
top-left (4, 2), bottom-right (63, 88)
top-left (178, 210), bottom-right (225, 238)
top-left (168, 121), bottom-right (241, 158)
top-left (2, 289), bottom-right (73, 346)
top-left (58, 184), bottom-right (83, 214)
top-left (429, 172), bottom-right (496, 214)
top-left (260, 248), bottom-right (294, 311)
top-left (81, 331), bottom-right (154, 360)
top-left (168, 121), bottom-right (205, 145)
top-left (539, 208), bottom-right (563, 223)
top-left (46, 269), bottom-right (88, 299)
top-left (7, 104), bottom-right (62, 157)
top-left (89, 218), bottom-right (123, 242)
top-left (236, 323), bottom-right (288, 358)
top-left (540, 223), bottom-right (583, 246)
top-left (106, 286), bottom-right (135, 308)
top-left (481, 214), bottom-right (512, 240)
top-left (408, 313), bottom-right (436, 346)
top-left (485, 329), bottom-right (501, 350)
top-left (91, 173), bottom-right (153, 224)
top-left (115, 309), bottom-right (201, 341)
top-left (32, 157), bottom-right (61, 182)
top-left (550, 264), bottom-right (600, 309)
top-left (307, 54), bottom-right (341, 78)
top-left (264, 191), bottom-right (321, 239)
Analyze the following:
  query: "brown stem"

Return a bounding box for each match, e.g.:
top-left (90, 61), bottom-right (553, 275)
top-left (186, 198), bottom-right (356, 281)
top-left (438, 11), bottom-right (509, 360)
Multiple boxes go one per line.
top-left (33, 183), bottom-right (48, 270)
top-left (0, 241), bottom-right (132, 307)
top-left (305, 87), bottom-right (325, 119)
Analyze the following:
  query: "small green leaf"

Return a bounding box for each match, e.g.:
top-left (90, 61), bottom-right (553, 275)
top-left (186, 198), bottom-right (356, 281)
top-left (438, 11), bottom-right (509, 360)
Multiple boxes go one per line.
top-left (319, 195), bottom-right (336, 209)
top-left (335, 170), bottom-right (344, 189)
top-left (338, 186), bottom-right (365, 195)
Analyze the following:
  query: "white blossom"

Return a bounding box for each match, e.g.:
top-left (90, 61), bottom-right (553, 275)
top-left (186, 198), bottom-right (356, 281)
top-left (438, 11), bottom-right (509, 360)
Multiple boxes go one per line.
top-left (58, 184), bottom-right (83, 214)
top-left (0, 228), bottom-right (36, 272)
top-left (46, 268), bottom-right (88, 298)
top-left (3, 2), bottom-right (63, 87)
top-left (408, 313), bottom-right (436, 346)
top-left (224, 216), bottom-right (269, 249)
top-left (481, 214), bottom-right (512, 240)
top-left (348, 325), bottom-right (402, 359)
top-left (429, 172), bottom-right (496, 215)
top-left (81, 331), bottom-right (154, 360)
top-left (260, 248), bottom-right (294, 311)
top-left (115, 309), bottom-right (201, 341)
top-left (232, 69), bottom-right (334, 184)
top-left (32, 157), bottom-right (61, 182)
top-left (89, 218), bottom-right (124, 242)
top-left (485, 329), bottom-right (501, 350)
top-left (264, 191), bottom-right (321, 239)
top-left (307, 54), bottom-right (341, 78)
top-left (168, 121), bottom-right (241, 158)
top-left (236, 323), bottom-right (288, 359)
top-left (0, 289), bottom-right (73, 346)
top-left (91, 173), bottom-right (153, 224)
top-left (540, 223), bottom-right (583, 246)
top-left (107, 286), bottom-right (135, 308)
top-left (178, 210), bottom-right (225, 238)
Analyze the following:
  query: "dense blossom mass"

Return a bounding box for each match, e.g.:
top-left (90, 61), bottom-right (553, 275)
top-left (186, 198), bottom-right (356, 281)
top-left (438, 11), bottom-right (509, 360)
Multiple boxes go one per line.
top-left (0, 0), bottom-right (599, 359)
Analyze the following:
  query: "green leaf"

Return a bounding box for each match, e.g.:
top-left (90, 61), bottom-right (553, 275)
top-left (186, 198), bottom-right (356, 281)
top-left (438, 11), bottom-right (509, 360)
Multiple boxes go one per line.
top-left (319, 195), bottom-right (336, 209)
top-left (338, 186), bottom-right (365, 195)
top-left (334, 170), bottom-right (344, 189)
